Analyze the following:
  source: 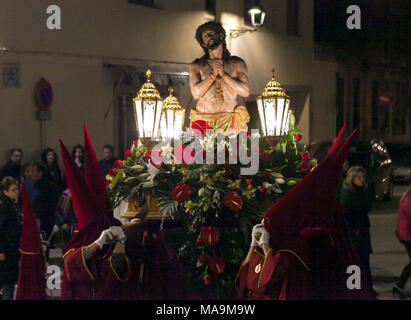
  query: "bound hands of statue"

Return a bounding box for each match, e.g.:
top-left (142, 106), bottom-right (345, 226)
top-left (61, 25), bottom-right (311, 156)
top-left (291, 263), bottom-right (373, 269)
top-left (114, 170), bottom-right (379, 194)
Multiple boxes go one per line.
top-left (211, 59), bottom-right (224, 79)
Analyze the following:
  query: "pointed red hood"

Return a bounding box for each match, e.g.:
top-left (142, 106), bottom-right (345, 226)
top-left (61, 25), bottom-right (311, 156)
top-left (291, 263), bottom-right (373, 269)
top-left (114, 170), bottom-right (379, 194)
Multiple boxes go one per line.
top-left (83, 124), bottom-right (112, 213)
top-left (19, 182), bottom-right (41, 253)
top-left (59, 139), bottom-right (103, 230)
top-left (264, 126), bottom-right (357, 247)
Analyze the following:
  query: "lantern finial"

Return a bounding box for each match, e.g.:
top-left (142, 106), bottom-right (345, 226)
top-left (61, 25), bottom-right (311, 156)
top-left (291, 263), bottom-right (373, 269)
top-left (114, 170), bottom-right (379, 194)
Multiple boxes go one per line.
top-left (146, 69), bottom-right (151, 82)
top-left (168, 87), bottom-right (173, 95)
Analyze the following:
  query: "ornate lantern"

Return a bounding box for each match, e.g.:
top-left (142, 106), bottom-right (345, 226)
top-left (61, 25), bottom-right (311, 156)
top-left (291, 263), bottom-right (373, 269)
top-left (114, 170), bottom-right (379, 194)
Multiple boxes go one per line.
top-left (248, 2), bottom-right (266, 28)
top-left (132, 70), bottom-right (163, 146)
top-left (160, 87), bottom-right (186, 140)
top-left (257, 69), bottom-right (292, 149)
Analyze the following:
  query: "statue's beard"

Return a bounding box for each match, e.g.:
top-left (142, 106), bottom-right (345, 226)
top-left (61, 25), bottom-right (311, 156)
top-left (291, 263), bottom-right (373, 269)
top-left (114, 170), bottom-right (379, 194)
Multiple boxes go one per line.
top-left (204, 37), bottom-right (221, 50)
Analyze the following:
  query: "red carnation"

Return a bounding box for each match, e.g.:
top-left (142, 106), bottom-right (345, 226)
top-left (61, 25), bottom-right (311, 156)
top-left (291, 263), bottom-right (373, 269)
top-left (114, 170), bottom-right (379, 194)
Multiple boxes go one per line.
top-left (198, 255), bottom-right (208, 264)
top-left (133, 140), bottom-right (139, 146)
top-left (196, 237), bottom-right (204, 247)
top-left (208, 256), bottom-right (226, 275)
top-left (223, 191), bottom-right (243, 211)
top-left (302, 152), bottom-right (310, 161)
top-left (259, 151), bottom-right (269, 161)
top-left (172, 183), bottom-right (192, 202)
top-left (203, 275), bottom-right (212, 285)
top-left (295, 133), bottom-right (302, 141)
top-left (144, 150), bottom-right (163, 169)
top-left (104, 180), bottom-right (111, 188)
top-left (114, 160), bottom-right (123, 169)
top-left (108, 168), bottom-right (117, 177)
top-left (261, 171), bottom-right (270, 180)
top-left (124, 149), bottom-right (132, 158)
top-left (300, 160), bottom-right (310, 168)
top-left (246, 179), bottom-right (254, 186)
top-left (258, 186), bottom-right (267, 194)
top-left (200, 226), bottom-right (220, 247)
top-left (191, 120), bottom-right (211, 137)
top-left (174, 144), bottom-right (195, 165)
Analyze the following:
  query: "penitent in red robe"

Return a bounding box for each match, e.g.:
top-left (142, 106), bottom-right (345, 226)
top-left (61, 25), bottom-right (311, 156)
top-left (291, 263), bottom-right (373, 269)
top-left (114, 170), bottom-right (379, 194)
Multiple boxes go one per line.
top-left (236, 236), bottom-right (311, 300)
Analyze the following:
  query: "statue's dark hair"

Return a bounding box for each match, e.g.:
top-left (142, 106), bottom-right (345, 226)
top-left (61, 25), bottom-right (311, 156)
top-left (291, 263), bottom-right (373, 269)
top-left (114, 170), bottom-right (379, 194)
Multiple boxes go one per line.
top-left (195, 21), bottom-right (231, 61)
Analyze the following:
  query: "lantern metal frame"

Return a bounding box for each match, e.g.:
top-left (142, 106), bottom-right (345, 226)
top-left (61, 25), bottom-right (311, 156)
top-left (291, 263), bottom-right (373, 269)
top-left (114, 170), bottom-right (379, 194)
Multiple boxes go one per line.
top-left (132, 70), bottom-right (163, 147)
top-left (160, 87), bottom-right (186, 140)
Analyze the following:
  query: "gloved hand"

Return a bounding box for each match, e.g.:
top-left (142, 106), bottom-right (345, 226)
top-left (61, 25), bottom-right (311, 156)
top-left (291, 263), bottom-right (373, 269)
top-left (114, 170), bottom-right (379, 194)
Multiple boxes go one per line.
top-left (94, 229), bottom-right (116, 249)
top-left (255, 226), bottom-right (270, 246)
top-left (251, 223), bottom-right (263, 246)
top-left (109, 226), bottom-right (127, 244)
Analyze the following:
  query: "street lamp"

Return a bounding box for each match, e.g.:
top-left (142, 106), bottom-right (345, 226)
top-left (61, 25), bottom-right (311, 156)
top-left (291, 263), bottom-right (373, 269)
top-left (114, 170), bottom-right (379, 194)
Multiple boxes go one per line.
top-left (257, 69), bottom-right (293, 149)
top-left (132, 70), bottom-right (163, 147)
top-left (160, 87), bottom-right (186, 140)
top-left (248, 2), bottom-right (266, 28)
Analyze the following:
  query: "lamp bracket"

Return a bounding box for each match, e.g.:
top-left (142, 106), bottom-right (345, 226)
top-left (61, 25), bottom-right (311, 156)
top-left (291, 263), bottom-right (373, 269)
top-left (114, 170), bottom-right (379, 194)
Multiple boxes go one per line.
top-left (229, 27), bottom-right (258, 39)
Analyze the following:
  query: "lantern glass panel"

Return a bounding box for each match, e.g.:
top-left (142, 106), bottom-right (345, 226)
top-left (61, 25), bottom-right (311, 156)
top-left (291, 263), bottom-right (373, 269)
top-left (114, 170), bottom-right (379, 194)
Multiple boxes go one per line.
top-left (257, 98), bottom-right (266, 136)
top-left (174, 110), bottom-right (185, 138)
top-left (264, 98), bottom-right (276, 136)
top-left (166, 110), bottom-right (174, 139)
top-left (134, 100), bottom-right (144, 137)
top-left (143, 100), bottom-right (155, 138)
top-left (276, 98), bottom-right (285, 136)
top-left (153, 100), bottom-right (163, 139)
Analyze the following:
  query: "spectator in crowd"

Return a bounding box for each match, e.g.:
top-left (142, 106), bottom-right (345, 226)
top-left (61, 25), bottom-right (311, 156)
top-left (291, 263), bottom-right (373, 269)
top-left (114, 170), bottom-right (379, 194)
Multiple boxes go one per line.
top-left (30, 162), bottom-right (59, 239)
top-left (98, 144), bottom-right (117, 179)
top-left (71, 145), bottom-right (84, 173)
top-left (0, 177), bottom-right (21, 300)
top-left (393, 186), bottom-right (411, 298)
top-left (340, 166), bottom-right (374, 291)
top-left (53, 188), bottom-right (77, 248)
top-left (41, 148), bottom-right (63, 193)
top-left (0, 149), bottom-right (23, 182)
top-left (20, 162), bottom-right (37, 202)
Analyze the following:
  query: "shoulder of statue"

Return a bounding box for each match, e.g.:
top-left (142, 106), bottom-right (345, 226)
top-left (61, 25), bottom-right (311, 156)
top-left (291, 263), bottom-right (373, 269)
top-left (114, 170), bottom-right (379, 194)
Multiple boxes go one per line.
top-left (228, 56), bottom-right (246, 64)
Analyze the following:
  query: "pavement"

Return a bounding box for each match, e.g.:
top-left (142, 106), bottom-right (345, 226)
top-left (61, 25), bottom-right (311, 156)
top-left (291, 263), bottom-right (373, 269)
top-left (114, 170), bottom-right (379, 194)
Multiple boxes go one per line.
top-left (369, 183), bottom-right (410, 299)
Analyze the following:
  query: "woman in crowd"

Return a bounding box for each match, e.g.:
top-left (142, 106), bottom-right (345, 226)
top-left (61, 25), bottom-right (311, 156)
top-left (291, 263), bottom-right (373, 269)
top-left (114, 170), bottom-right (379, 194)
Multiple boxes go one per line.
top-left (393, 186), bottom-right (411, 298)
top-left (340, 166), bottom-right (374, 291)
top-left (41, 148), bottom-right (63, 193)
top-left (71, 145), bottom-right (84, 172)
top-left (0, 177), bottom-right (21, 300)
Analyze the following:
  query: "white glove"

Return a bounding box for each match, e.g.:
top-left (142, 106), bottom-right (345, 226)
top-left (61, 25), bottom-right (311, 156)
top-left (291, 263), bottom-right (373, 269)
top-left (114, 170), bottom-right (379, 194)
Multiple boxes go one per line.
top-left (94, 229), bottom-right (116, 249)
top-left (251, 223), bottom-right (263, 246)
top-left (255, 226), bottom-right (270, 246)
top-left (109, 226), bottom-right (127, 244)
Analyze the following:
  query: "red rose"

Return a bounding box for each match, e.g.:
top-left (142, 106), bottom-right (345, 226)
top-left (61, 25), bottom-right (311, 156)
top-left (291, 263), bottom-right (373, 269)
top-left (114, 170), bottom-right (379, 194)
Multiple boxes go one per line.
top-left (174, 144), bottom-right (195, 165)
top-left (191, 120), bottom-right (211, 137)
top-left (172, 183), bottom-right (192, 202)
top-left (246, 179), bottom-right (254, 186)
top-left (295, 133), bottom-right (302, 141)
top-left (247, 131), bottom-right (251, 136)
top-left (200, 226), bottom-right (220, 247)
top-left (208, 256), bottom-right (226, 275)
top-left (223, 191), bottom-right (243, 211)
top-left (144, 150), bottom-right (163, 169)
top-left (133, 140), bottom-right (139, 146)
top-left (198, 255), bottom-right (208, 264)
top-left (203, 275), bottom-right (212, 285)
top-left (108, 168), bottom-right (117, 177)
top-left (302, 152), bottom-right (310, 161)
top-left (114, 160), bottom-right (123, 169)
top-left (261, 171), bottom-right (270, 180)
top-left (104, 180), bottom-right (111, 188)
top-left (124, 149), bottom-right (132, 158)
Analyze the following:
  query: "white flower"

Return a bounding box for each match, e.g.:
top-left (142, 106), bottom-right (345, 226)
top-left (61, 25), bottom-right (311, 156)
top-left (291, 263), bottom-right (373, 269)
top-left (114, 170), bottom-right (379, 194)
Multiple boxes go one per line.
top-left (262, 182), bottom-right (273, 189)
top-left (271, 172), bottom-right (284, 179)
top-left (213, 190), bottom-right (220, 204)
top-left (275, 178), bottom-right (285, 184)
top-left (251, 132), bottom-right (261, 139)
top-left (198, 188), bottom-right (205, 197)
top-left (146, 163), bottom-right (160, 184)
top-left (273, 186), bottom-right (283, 194)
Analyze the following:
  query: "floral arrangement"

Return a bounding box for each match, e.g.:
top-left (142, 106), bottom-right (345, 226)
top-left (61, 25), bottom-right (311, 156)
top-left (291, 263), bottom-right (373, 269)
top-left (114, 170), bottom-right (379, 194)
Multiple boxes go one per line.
top-left (107, 120), bottom-right (316, 299)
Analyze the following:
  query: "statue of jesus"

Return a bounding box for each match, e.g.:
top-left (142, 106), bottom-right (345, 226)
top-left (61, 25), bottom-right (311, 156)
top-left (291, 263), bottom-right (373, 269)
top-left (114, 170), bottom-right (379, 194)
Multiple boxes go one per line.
top-left (189, 21), bottom-right (250, 133)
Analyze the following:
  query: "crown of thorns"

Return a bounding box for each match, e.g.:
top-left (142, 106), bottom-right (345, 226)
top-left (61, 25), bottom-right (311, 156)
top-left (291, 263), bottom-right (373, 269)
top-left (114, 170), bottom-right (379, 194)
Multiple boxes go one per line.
top-left (195, 21), bottom-right (226, 46)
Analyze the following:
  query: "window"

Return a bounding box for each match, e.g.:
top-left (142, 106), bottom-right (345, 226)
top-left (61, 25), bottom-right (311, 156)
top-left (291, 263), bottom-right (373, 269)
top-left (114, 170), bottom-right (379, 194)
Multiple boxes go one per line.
top-left (128, 0), bottom-right (157, 8)
top-left (353, 78), bottom-right (361, 130)
top-left (371, 80), bottom-right (379, 130)
top-left (205, 0), bottom-right (216, 18)
top-left (287, 0), bottom-right (299, 36)
top-left (336, 74), bottom-right (344, 134)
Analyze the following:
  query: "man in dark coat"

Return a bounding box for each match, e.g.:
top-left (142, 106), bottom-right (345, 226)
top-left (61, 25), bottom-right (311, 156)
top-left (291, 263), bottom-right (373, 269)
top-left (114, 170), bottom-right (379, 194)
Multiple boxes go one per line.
top-left (98, 144), bottom-right (117, 179)
top-left (30, 162), bottom-right (59, 239)
top-left (0, 148), bottom-right (23, 182)
top-left (0, 177), bottom-right (21, 300)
